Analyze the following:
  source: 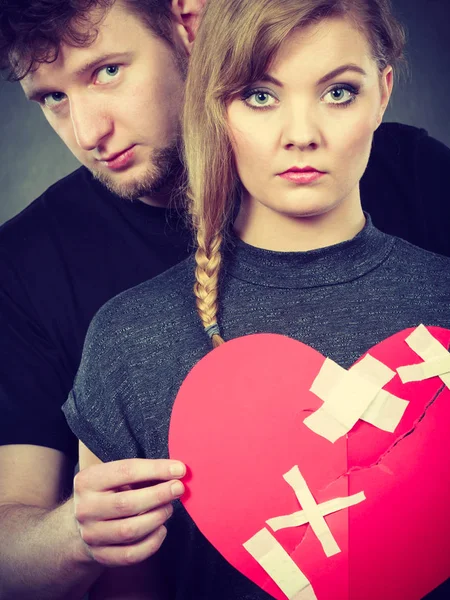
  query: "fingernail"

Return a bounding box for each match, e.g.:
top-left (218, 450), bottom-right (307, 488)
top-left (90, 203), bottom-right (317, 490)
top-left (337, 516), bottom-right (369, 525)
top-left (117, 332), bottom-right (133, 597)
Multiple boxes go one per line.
top-left (159, 526), bottom-right (167, 540)
top-left (171, 481), bottom-right (184, 497)
top-left (165, 504), bottom-right (174, 518)
top-left (169, 463), bottom-right (185, 477)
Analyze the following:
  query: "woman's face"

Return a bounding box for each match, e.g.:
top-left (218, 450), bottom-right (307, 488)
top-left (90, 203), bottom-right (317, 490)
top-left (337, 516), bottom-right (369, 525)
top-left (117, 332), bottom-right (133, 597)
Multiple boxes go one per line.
top-left (227, 17), bottom-right (393, 233)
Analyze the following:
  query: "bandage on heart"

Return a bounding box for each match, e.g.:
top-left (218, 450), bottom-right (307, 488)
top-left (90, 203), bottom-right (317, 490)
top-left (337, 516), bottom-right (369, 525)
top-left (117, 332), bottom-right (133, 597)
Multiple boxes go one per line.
top-left (397, 324), bottom-right (450, 387)
top-left (304, 354), bottom-right (409, 443)
top-left (169, 327), bottom-right (450, 599)
top-left (244, 465), bottom-right (366, 599)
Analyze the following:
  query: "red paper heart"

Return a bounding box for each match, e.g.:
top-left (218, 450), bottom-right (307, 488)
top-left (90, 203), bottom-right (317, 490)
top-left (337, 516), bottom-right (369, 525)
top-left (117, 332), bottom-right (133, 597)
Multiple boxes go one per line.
top-left (169, 328), bottom-right (450, 599)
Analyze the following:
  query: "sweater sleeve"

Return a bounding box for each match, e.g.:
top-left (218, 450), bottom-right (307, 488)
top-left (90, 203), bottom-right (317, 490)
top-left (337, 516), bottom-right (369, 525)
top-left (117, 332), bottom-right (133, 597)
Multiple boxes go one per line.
top-left (62, 301), bottom-right (146, 463)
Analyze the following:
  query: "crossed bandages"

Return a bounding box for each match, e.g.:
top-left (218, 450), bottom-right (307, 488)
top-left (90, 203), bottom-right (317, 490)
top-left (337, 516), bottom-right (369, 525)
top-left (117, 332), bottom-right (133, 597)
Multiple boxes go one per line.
top-left (305, 324), bottom-right (450, 443)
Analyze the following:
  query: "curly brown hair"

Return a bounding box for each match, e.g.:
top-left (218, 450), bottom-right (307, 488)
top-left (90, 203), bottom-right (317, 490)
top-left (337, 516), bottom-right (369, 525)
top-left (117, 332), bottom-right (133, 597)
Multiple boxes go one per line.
top-left (0, 0), bottom-right (173, 81)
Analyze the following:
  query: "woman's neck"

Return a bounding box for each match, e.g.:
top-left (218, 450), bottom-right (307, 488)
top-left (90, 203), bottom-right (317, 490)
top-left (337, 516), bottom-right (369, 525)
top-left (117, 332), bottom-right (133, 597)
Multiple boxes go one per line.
top-left (234, 191), bottom-right (366, 252)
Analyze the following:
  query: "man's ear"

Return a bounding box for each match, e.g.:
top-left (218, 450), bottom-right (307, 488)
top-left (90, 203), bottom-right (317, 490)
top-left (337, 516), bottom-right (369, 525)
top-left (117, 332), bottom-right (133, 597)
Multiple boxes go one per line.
top-left (375, 65), bottom-right (394, 129)
top-left (171, 0), bottom-right (206, 53)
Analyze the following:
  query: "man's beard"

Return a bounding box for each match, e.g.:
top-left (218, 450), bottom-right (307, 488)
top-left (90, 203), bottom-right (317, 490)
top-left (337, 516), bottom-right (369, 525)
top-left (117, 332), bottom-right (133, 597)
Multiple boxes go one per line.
top-left (92, 141), bottom-right (183, 201)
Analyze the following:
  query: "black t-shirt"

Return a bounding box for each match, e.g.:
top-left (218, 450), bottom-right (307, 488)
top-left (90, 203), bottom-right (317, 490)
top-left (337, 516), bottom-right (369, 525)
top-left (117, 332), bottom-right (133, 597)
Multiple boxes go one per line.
top-left (0, 168), bottom-right (192, 461)
top-left (1, 122), bottom-right (450, 465)
top-left (360, 123), bottom-right (450, 256)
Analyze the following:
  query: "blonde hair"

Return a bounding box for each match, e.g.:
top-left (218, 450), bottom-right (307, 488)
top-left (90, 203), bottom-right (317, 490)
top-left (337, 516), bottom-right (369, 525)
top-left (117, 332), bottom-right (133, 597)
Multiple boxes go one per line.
top-left (183, 0), bottom-right (406, 347)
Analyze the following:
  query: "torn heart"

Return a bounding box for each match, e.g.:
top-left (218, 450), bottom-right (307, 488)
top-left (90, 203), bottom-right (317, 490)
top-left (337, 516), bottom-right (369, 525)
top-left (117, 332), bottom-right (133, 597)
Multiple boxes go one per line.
top-left (169, 328), bottom-right (450, 599)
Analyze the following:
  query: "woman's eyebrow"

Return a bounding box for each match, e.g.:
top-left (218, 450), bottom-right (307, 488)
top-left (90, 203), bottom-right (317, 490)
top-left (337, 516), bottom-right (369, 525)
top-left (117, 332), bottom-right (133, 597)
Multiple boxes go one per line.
top-left (259, 63), bottom-right (367, 89)
top-left (259, 73), bottom-right (283, 87)
top-left (317, 63), bottom-right (367, 84)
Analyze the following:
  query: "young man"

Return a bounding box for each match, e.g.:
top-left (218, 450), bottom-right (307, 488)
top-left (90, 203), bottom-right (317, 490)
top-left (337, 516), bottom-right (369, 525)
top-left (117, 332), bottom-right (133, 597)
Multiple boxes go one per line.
top-left (0, 1), bottom-right (449, 598)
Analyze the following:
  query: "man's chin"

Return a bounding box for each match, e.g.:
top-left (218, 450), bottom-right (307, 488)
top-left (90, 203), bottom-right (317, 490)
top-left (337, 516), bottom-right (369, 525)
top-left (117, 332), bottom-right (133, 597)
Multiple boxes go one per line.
top-left (91, 168), bottom-right (151, 200)
top-left (90, 165), bottom-right (174, 201)
top-left (89, 145), bottom-right (183, 201)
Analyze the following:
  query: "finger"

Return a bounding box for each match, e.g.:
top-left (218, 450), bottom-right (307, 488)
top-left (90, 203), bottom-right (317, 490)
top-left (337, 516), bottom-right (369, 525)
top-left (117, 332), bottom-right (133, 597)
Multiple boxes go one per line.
top-left (79, 479), bottom-right (184, 521)
top-left (81, 503), bottom-right (173, 547)
top-left (75, 458), bottom-right (186, 493)
top-left (90, 525), bottom-right (168, 567)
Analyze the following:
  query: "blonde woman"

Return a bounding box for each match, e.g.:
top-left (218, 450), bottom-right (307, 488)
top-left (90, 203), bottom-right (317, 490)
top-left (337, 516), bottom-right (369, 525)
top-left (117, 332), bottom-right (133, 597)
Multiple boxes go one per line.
top-left (64, 0), bottom-right (450, 597)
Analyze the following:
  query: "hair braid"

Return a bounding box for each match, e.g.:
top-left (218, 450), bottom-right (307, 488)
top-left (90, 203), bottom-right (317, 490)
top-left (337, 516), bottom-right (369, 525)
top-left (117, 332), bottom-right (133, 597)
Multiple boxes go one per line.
top-left (194, 229), bottom-right (225, 348)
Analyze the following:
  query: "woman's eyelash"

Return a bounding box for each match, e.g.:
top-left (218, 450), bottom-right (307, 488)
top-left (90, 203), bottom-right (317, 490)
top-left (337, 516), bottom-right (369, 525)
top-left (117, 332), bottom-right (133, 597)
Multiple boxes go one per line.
top-left (240, 88), bottom-right (277, 111)
top-left (240, 83), bottom-right (361, 110)
top-left (326, 83), bottom-right (360, 107)
top-left (241, 87), bottom-right (271, 100)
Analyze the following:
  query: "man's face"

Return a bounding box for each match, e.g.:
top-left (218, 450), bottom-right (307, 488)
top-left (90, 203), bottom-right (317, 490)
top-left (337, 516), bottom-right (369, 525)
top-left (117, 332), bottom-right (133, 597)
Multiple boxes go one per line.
top-left (20, 1), bottom-right (187, 202)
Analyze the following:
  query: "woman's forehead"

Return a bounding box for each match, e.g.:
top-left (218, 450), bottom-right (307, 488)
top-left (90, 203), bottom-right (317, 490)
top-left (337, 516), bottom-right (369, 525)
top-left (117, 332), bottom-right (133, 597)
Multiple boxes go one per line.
top-left (268, 17), bottom-right (374, 79)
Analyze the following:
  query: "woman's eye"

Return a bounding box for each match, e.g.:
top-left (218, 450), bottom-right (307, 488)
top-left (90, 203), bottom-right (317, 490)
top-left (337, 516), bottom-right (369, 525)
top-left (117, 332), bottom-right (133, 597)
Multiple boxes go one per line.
top-left (96, 65), bottom-right (121, 84)
top-left (323, 86), bottom-right (358, 106)
top-left (243, 90), bottom-right (277, 109)
top-left (42, 92), bottom-right (67, 108)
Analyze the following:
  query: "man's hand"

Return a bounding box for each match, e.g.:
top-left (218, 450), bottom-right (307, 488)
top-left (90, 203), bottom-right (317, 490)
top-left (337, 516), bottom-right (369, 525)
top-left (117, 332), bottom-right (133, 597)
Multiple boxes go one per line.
top-left (74, 457), bottom-right (185, 567)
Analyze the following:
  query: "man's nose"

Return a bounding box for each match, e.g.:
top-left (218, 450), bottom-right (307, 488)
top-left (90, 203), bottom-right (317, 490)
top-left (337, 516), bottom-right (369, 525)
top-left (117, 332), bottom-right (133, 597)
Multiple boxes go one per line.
top-left (70, 97), bottom-right (113, 151)
top-left (280, 102), bottom-right (321, 151)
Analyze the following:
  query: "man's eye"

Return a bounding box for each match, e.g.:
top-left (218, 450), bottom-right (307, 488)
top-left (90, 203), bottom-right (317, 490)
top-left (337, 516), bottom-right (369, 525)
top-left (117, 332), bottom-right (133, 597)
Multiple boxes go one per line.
top-left (42, 92), bottom-right (67, 108)
top-left (242, 89), bottom-right (277, 109)
top-left (96, 65), bottom-right (121, 84)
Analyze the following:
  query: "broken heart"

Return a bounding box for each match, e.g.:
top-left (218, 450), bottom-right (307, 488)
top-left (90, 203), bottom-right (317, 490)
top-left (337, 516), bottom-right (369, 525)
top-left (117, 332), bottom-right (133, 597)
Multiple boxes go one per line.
top-left (169, 328), bottom-right (450, 599)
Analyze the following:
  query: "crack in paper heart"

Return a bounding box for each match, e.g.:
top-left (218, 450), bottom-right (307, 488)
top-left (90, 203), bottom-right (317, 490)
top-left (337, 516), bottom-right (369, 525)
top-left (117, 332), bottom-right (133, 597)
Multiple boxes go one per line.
top-left (321, 383), bottom-right (446, 491)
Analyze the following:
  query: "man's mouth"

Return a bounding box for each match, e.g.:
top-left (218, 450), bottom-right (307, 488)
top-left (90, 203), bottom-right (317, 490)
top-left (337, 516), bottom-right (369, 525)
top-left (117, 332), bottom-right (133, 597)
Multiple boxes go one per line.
top-left (99, 146), bottom-right (136, 170)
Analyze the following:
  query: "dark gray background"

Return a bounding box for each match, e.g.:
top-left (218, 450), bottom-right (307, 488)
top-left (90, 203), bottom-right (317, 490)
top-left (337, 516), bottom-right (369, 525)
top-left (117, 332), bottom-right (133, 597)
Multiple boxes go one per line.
top-left (0, 0), bottom-right (449, 225)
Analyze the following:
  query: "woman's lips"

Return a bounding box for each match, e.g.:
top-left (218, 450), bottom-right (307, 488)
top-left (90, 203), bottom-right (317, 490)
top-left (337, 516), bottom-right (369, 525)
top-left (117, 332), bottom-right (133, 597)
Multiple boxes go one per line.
top-left (278, 170), bottom-right (325, 184)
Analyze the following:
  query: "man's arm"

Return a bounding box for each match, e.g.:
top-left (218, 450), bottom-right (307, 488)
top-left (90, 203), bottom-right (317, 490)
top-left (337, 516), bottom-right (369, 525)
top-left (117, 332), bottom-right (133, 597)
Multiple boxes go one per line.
top-left (0, 442), bottom-right (184, 599)
top-left (0, 444), bottom-right (104, 600)
top-left (79, 444), bottom-right (171, 600)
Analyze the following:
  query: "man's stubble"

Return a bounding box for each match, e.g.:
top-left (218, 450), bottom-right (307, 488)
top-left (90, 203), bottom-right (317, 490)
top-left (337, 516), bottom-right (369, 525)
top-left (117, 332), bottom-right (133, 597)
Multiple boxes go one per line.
top-left (92, 140), bottom-right (183, 200)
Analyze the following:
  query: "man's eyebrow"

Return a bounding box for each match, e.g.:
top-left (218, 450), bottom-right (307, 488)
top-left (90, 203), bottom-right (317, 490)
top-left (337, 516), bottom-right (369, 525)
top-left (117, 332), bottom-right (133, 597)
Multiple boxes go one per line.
top-left (72, 51), bottom-right (133, 78)
top-left (25, 51), bottom-right (133, 100)
top-left (24, 86), bottom-right (51, 102)
top-left (258, 64), bottom-right (367, 89)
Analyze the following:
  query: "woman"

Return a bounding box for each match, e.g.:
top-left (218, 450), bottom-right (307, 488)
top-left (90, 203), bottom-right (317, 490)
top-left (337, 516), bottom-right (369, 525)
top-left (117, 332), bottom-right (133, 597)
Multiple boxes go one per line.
top-left (63, 0), bottom-right (450, 598)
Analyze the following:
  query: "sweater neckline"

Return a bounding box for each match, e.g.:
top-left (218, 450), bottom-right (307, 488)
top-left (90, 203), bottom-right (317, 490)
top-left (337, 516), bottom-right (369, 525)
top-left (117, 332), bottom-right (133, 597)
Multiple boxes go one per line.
top-left (224, 215), bottom-right (396, 290)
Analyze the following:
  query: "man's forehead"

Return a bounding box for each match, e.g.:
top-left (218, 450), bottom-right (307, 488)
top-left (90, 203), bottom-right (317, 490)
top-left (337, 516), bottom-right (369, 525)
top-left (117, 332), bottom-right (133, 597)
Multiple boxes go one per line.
top-left (19, 0), bottom-right (137, 85)
top-left (20, 2), bottom-right (143, 98)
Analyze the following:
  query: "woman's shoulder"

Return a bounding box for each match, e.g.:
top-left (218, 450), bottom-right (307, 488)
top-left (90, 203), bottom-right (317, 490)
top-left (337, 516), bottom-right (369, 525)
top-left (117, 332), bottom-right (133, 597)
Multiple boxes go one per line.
top-left (388, 236), bottom-right (450, 282)
top-left (115, 254), bottom-right (195, 308)
top-left (85, 255), bottom-right (198, 352)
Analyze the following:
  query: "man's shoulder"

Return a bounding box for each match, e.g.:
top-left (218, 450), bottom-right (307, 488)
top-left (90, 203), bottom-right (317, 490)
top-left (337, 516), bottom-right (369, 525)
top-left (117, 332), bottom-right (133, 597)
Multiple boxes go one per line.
top-left (372, 122), bottom-right (449, 164)
top-left (0, 167), bottom-right (97, 245)
top-left (373, 122), bottom-right (428, 155)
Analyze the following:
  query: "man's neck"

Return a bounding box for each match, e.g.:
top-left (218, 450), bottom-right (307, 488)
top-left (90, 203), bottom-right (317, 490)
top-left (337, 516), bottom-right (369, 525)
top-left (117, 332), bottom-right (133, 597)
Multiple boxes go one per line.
top-left (138, 194), bottom-right (171, 208)
top-left (138, 177), bottom-right (181, 208)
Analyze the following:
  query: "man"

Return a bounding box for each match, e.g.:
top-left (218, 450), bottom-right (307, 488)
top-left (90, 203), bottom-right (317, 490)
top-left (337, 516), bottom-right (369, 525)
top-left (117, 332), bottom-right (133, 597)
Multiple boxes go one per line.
top-left (0, 0), bottom-right (449, 598)
top-left (0, 2), bottom-right (201, 598)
